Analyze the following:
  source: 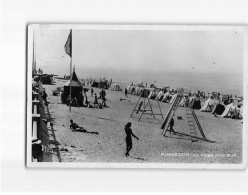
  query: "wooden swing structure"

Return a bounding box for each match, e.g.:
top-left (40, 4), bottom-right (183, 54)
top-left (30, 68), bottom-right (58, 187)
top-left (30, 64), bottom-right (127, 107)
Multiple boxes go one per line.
top-left (131, 88), bottom-right (164, 121)
top-left (161, 88), bottom-right (212, 143)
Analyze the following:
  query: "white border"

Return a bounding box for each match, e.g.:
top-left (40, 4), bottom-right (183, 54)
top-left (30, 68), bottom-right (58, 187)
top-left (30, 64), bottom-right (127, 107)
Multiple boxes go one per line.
top-left (27, 24), bottom-right (248, 169)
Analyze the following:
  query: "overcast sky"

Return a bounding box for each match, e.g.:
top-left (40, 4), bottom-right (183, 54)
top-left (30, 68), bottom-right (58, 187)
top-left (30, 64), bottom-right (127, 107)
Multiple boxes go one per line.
top-left (34, 27), bottom-right (244, 76)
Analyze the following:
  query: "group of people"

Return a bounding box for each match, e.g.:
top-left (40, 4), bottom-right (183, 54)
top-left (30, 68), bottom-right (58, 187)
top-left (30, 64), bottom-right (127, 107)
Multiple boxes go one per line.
top-left (62, 88), bottom-right (108, 109)
top-left (64, 90), bottom-right (89, 107)
top-left (91, 89), bottom-right (107, 109)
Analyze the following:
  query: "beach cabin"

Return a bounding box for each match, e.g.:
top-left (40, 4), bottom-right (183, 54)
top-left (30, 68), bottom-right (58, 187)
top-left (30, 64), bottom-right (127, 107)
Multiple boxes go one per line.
top-left (99, 80), bottom-right (108, 89)
top-left (40, 74), bottom-right (53, 84)
top-left (91, 81), bottom-right (99, 88)
top-left (63, 70), bottom-right (83, 99)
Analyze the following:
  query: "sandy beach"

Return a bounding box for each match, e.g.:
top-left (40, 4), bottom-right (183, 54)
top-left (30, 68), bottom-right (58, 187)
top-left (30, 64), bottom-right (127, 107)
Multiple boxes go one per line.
top-left (45, 78), bottom-right (243, 164)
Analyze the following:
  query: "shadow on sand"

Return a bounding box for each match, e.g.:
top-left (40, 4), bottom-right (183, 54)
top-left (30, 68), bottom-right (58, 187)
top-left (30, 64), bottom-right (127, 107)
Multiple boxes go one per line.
top-left (71, 128), bottom-right (99, 135)
top-left (129, 155), bottom-right (147, 161)
top-left (163, 131), bottom-right (216, 143)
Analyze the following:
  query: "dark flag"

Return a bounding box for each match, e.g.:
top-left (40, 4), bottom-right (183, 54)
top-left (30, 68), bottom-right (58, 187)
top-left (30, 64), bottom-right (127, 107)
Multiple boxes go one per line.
top-left (64, 29), bottom-right (72, 57)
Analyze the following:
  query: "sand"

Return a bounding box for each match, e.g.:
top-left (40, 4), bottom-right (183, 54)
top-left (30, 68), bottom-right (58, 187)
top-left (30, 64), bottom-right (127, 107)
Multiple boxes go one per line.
top-left (44, 78), bottom-right (243, 164)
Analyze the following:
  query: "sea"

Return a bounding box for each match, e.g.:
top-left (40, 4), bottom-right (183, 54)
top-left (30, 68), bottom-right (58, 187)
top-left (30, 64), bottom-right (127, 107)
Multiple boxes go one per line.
top-left (75, 68), bottom-right (243, 97)
top-left (45, 64), bottom-right (243, 97)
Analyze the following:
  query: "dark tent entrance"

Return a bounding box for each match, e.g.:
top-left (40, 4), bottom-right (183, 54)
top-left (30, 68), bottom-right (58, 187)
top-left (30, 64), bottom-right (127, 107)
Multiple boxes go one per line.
top-left (212, 103), bottom-right (225, 115)
top-left (64, 86), bottom-right (82, 98)
top-left (191, 99), bottom-right (201, 109)
top-left (99, 80), bottom-right (108, 89)
top-left (91, 81), bottom-right (99, 88)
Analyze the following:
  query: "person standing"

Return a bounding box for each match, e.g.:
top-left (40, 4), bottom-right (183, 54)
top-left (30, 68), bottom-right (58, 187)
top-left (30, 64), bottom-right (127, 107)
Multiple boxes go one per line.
top-left (136, 101), bottom-right (143, 114)
top-left (102, 89), bottom-right (106, 100)
top-left (84, 91), bottom-right (88, 105)
top-left (66, 94), bottom-right (71, 106)
top-left (78, 91), bottom-right (84, 107)
top-left (124, 88), bottom-right (128, 97)
top-left (91, 88), bottom-right (94, 97)
top-left (169, 117), bottom-right (175, 134)
top-left (94, 93), bottom-right (98, 105)
top-left (42, 89), bottom-right (48, 102)
top-left (124, 122), bottom-right (139, 157)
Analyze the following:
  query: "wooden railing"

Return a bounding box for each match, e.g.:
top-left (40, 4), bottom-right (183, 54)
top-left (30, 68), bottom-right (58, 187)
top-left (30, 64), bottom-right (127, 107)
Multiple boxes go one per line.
top-left (32, 92), bottom-right (40, 142)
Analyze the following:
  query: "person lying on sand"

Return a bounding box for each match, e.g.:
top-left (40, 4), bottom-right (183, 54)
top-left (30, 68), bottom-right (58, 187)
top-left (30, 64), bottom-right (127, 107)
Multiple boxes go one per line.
top-left (69, 119), bottom-right (99, 134)
top-left (120, 98), bottom-right (133, 103)
top-left (70, 119), bottom-right (83, 130)
top-left (125, 122), bottom-right (139, 157)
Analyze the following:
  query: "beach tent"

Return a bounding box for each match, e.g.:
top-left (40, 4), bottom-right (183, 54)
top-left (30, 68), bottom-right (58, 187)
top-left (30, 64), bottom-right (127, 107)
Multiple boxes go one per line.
top-left (130, 86), bottom-right (136, 94)
top-left (238, 100), bottom-right (243, 107)
top-left (99, 80), bottom-right (108, 89)
top-left (239, 106), bottom-right (243, 118)
top-left (145, 88), bottom-right (157, 99)
top-left (135, 87), bottom-right (143, 96)
top-left (200, 98), bottom-right (218, 112)
top-left (169, 94), bottom-right (177, 104)
top-left (178, 96), bottom-right (194, 108)
top-left (179, 96), bottom-right (187, 107)
top-left (127, 85), bottom-right (131, 92)
top-left (136, 81), bottom-right (144, 87)
top-left (91, 81), bottom-right (99, 88)
top-left (191, 100), bottom-right (201, 109)
top-left (162, 92), bottom-right (171, 102)
top-left (127, 86), bottom-right (135, 94)
top-left (211, 103), bottom-right (225, 115)
top-left (155, 91), bottom-right (164, 101)
top-left (140, 88), bottom-right (150, 98)
top-left (191, 97), bottom-right (201, 110)
top-left (112, 83), bottom-right (122, 91)
top-left (221, 99), bottom-right (242, 119)
top-left (221, 103), bottom-right (238, 118)
top-left (63, 70), bottom-right (83, 98)
top-left (150, 84), bottom-right (156, 88)
top-left (151, 90), bottom-right (158, 99)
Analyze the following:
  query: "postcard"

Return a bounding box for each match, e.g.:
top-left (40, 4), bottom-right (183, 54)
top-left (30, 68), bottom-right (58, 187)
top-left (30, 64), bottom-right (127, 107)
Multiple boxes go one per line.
top-left (27, 24), bottom-right (247, 169)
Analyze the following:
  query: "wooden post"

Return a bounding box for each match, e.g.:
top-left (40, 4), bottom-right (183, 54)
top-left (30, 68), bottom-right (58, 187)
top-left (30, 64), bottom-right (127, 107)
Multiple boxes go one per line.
top-left (32, 121), bottom-right (38, 141)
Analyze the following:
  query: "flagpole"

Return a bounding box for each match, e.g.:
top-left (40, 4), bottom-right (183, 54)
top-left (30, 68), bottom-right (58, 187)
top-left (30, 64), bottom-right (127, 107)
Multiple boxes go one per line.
top-left (69, 30), bottom-right (72, 112)
top-left (32, 30), bottom-right (36, 77)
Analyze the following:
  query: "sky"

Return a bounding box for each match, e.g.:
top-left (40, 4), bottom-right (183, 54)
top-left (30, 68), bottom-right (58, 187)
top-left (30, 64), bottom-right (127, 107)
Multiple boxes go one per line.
top-left (33, 26), bottom-right (244, 78)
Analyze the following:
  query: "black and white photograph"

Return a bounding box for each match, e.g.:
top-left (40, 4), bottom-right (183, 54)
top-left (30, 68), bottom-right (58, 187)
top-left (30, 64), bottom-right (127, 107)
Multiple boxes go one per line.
top-left (27, 24), bottom-right (247, 168)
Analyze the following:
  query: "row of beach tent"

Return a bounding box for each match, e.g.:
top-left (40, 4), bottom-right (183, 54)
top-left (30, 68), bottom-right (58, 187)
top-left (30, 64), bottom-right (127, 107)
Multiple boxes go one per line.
top-left (200, 97), bottom-right (243, 119)
top-left (126, 84), bottom-right (243, 120)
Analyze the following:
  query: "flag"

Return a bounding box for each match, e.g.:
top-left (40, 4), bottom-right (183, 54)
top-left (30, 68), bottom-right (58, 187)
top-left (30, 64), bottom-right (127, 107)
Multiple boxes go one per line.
top-left (64, 29), bottom-right (72, 57)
